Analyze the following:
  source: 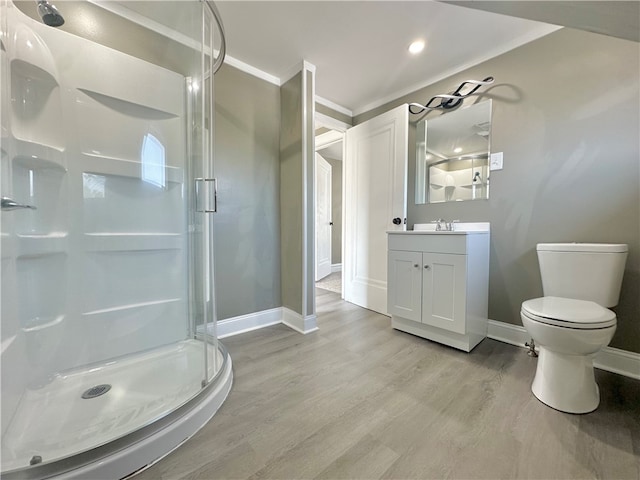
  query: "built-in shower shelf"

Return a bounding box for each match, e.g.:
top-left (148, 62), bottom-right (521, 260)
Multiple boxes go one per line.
top-left (81, 154), bottom-right (183, 184)
top-left (83, 233), bottom-right (182, 252)
top-left (80, 299), bottom-right (185, 340)
top-left (78, 89), bottom-right (180, 120)
top-left (21, 314), bottom-right (65, 333)
top-left (12, 138), bottom-right (66, 169)
top-left (83, 298), bottom-right (181, 317)
top-left (1, 334), bottom-right (17, 355)
top-left (11, 58), bottom-right (59, 87)
top-left (16, 233), bottom-right (68, 257)
top-left (14, 154), bottom-right (67, 172)
top-left (1, 233), bottom-right (68, 258)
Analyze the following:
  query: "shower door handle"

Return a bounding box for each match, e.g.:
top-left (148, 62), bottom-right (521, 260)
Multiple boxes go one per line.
top-left (1, 197), bottom-right (37, 211)
top-left (195, 179), bottom-right (217, 213)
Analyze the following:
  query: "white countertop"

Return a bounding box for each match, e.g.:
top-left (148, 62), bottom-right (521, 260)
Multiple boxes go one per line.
top-left (387, 222), bottom-right (490, 235)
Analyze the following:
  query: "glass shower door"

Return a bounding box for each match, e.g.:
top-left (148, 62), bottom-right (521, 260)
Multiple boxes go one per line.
top-left (0, 0), bottom-right (219, 473)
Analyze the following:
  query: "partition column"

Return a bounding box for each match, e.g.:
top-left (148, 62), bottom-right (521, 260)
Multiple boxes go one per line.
top-left (279, 61), bottom-right (317, 333)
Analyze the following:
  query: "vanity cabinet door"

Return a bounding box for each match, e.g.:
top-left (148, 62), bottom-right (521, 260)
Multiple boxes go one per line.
top-left (421, 253), bottom-right (467, 334)
top-left (387, 250), bottom-right (422, 321)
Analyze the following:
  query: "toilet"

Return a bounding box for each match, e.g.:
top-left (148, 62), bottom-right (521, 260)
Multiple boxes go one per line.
top-left (521, 243), bottom-right (628, 414)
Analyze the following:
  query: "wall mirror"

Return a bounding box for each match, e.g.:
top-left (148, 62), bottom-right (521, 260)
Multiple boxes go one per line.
top-left (415, 100), bottom-right (491, 204)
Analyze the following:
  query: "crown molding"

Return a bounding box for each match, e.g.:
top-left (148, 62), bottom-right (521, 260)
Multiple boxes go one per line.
top-left (315, 96), bottom-right (353, 118)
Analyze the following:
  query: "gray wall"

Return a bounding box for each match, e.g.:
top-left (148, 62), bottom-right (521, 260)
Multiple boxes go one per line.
top-left (213, 65), bottom-right (282, 320)
top-left (355, 28), bottom-right (640, 353)
top-left (316, 103), bottom-right (352, 126)
top-left (325, 157), bottom-right (343, 265)
top-left (280, 73), bottom-right (304, 314)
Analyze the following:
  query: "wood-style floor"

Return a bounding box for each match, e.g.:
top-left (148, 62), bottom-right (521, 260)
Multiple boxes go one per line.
top-left (138, 289), bottom-right (640, 479)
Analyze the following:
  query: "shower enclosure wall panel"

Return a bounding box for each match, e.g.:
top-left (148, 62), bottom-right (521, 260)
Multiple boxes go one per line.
top-left (1, 10), bottom-right (69, 435)
top-left (41, 26), bottom-right (187, 372)
top-left (0, 6), bottom-right (223, 473)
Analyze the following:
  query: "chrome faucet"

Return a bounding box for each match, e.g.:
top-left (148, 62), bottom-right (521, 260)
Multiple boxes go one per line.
top-left (1, 197), bottom-right (36, 211)
top-left (433, 218), bottom-right (460, 231)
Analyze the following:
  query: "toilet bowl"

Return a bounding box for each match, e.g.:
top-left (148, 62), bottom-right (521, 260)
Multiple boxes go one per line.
top-left (521, 296), bottom-right (616, 413)
top-left (521, 243), bottom-right (627, 414)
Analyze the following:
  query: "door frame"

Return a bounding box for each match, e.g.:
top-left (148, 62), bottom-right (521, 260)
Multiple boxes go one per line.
top-left (314, 112), bottom-right (349, 302)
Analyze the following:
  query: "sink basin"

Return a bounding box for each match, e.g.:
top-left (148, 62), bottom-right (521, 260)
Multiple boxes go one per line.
top-left (413, 222), bottom-right (490, 233)
top-left (413, 223), bottom-right (438, 231)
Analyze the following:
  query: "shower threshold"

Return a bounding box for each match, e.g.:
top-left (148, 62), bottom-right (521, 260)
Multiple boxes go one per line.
top-left (1, 340), bottom-right (223, 474)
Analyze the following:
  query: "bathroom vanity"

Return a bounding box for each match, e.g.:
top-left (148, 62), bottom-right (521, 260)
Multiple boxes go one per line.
top-left (387, 223), bottom-right (490, 352)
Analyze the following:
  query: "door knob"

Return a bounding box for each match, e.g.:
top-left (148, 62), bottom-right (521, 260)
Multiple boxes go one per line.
top-left (392, 217), bottom-right (402, 225)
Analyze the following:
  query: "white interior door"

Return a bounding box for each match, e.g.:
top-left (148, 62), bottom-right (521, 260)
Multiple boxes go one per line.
top-left (344, 104), bottom-right (408, 314)
top-left (315, 153), bottom-right (332, 281)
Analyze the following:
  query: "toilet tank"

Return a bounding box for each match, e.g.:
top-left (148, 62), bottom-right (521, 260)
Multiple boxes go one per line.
top-left (537, 243), bottom-right (628, 307)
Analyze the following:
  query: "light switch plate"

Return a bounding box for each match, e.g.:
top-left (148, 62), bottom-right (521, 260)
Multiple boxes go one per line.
top-left (490, 152), bottom-right (504, 171)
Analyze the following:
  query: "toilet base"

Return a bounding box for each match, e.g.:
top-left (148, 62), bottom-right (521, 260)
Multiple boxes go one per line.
top-left (531, 346), bottom-right (600, 414)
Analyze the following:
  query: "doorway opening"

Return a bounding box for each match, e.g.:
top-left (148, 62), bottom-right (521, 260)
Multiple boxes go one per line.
top-left (314, 118), bottom-right (345, 297)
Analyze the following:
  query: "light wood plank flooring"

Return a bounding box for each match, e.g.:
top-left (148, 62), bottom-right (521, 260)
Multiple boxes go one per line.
top-left (138, 289), bottom-right (640, 479)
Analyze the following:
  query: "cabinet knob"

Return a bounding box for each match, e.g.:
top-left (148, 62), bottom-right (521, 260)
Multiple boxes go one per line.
top-left (424, 265), bottom-right (430, 270)
top-left (414, 264), bottom-right (420, 268)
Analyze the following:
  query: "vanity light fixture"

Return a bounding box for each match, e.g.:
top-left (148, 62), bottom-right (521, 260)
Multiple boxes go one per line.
top-left (409, 76), bottom-right (494, 113)
top-left (408, 40), bottom-right (425, 55)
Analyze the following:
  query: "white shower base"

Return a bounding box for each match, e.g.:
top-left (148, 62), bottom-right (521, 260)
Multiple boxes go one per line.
top-left (1, 339), bottom-right (226, 474)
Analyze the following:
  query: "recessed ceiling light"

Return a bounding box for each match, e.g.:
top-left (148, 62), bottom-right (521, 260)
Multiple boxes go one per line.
top-left (454, 147), bottom-right (463, 153)
top-left (408, 40), bottom-right (425, 55)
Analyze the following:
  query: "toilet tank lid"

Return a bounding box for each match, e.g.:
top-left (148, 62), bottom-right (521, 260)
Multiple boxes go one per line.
top-left (537, 243), bottom-right (628, 253)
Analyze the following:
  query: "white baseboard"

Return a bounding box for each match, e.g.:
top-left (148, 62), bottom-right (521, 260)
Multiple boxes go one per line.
top-left (217, 308), bottom-right (283, 339)
top-left (331, 263), bottom-right (342, 273)
top-left (218, 307), bottom-right (318, 338)
top-left (218, 313), bottom-right (638, 380)
top-left (487, 320), bottom-right (530, 348)
top-left (282, 308), bottom-right (319, 334)
top-left (593, 347), bottom-right (640, 380)
top-left (488, 319), bottom-right (640, 380)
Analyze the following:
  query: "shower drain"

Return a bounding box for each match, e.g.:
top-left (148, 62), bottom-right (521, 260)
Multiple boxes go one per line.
top-left (81, 384), bottom-right (111, 399)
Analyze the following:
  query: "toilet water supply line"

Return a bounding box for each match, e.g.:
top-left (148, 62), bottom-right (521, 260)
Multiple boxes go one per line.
top-left (525, 339), bottom-right (538, 357)
top-left (409, 76), bottom-right (494, 114)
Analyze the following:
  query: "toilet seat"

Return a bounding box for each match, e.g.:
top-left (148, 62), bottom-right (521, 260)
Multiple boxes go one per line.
top-left (521, 296), bottom-right (616, 330)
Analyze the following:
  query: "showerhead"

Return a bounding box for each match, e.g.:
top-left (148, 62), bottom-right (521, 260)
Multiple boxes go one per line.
top-left (36, 0), bottom-right (64, 27)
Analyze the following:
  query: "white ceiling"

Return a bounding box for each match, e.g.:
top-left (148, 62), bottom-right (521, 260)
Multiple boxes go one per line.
top-left (110, 1), bottom-right (559, 116)
top-left (445, 1), bottom-right (640, 43)
top-left (105, 1), bottom-right (639, 116)
top-left (214, 1), bottom-right (559, 115)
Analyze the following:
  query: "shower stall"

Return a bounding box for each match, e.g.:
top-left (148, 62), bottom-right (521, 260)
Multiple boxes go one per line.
top-left (0, 1), bottom-right (232, 478)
